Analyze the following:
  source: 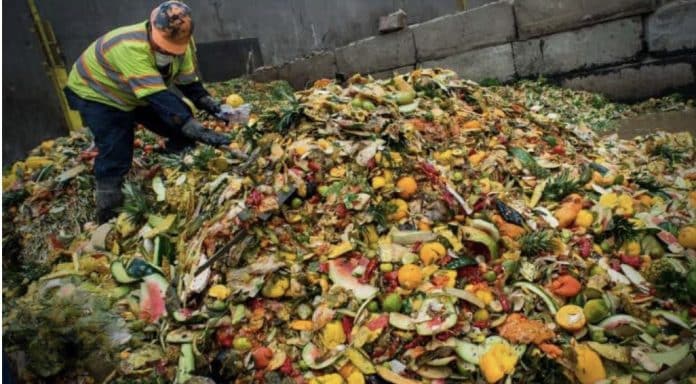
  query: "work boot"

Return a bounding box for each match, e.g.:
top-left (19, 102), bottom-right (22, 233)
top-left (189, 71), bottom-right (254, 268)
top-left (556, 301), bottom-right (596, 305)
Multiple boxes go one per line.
top-left (96, 177), bottom-right (124, 224)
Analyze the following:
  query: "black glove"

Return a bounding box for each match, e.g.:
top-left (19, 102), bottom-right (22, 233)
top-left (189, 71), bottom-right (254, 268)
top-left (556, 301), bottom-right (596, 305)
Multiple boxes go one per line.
top-left (181, 118), bottom-right (231, 147)
top-left (197, 95), bottom-right (222, 115)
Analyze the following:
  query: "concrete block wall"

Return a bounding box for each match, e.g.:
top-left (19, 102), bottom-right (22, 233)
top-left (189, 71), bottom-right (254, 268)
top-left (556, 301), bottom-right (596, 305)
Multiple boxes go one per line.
top-left (255, 0), bottom-right (696, 102)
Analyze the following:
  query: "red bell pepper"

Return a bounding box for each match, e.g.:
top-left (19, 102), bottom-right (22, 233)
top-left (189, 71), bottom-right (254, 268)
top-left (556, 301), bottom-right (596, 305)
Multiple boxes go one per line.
top-left (359, 259), bottom-right (378, 284)
top-left (342, 316), bottom-right (354, 342)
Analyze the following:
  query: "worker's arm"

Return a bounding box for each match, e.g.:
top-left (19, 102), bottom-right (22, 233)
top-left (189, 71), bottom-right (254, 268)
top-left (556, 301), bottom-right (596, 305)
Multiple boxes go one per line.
top-left (144, 90), bottom-right (228, 147)
top-left (109, 45), bottom-right (228, 147)
top-left (174, 48), bottom-right (221, 116)
top-left (177, 81), bottom-right (221, 115)
top-left (144, 90), bottom-right (193, 127)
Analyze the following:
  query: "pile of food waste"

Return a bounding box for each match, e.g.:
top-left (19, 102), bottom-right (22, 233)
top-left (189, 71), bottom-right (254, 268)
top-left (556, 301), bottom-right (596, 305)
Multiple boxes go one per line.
top-left (490, 78), bottom-right (694, 134)
top-left (3, 68), bottom-right (696, 384)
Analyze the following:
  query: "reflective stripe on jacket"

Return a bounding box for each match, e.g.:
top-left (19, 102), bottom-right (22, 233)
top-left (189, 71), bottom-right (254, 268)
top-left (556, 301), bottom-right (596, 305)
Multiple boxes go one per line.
top-left (67, 21), bottom-right (199, 111)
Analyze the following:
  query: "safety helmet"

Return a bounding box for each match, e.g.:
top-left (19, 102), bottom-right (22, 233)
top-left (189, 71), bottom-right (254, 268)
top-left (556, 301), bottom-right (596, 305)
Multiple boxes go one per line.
top-left (149, 1), bottom-right (193, 55)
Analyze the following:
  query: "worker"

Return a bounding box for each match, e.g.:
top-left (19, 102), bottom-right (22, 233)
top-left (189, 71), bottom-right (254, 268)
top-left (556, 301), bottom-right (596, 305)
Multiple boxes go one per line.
top-left (64, 1), bottom-right (230, 223)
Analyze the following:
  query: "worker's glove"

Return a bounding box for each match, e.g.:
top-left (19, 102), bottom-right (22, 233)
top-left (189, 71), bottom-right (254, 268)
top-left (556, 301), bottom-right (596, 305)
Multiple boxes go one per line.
top-left (198, 95), bottom-right (222, 116)
top-left (181, 118), bottom-right (231, 147)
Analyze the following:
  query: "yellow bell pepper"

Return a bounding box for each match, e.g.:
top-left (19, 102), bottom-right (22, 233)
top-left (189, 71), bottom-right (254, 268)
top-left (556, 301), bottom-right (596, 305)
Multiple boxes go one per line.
top-left (262, 276), bottom-right (289, 298)
top-left (208, 284), bottom-right (231, 300)
top-left (328, 241), bottom-right (354, 259)
top-left (346, 370), bottom-right (364, 384)
top-left (467, 284), bottom-right (494, 305)
top-left (574, 210), bottom-right (594, 229)
top-left (598, 192), bottom-right (618, 209)
top-left (616, 194), bottom-right (634, 216)
top-left (322, 321), bottom-right (346, 349)
top-left (479, 343), bottom-right (518, 383)
top-left (574, 344), bottom-right (606, 384)
top-left (309, 373), bottom-right (344, 384)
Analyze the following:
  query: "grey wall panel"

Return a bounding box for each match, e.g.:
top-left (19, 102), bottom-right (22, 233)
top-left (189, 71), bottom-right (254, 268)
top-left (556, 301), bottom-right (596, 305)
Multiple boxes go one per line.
top-left (3, 0), bottom-right (67, 166)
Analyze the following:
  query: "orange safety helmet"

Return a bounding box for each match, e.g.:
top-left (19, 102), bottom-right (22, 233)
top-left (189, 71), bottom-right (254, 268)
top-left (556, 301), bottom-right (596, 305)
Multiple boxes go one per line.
top-left (149, 1), bottom-right (193, 55)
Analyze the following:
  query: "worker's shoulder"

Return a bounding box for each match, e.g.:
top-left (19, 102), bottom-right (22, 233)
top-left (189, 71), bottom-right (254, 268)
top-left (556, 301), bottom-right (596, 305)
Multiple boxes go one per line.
top-left (103, 21), bottom-right (149, 44)
top-left (100, 21), bottom-right (150, 57)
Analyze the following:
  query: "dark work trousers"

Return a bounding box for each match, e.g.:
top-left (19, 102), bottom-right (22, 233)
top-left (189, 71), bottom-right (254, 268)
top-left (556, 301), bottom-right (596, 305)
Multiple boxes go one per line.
top-left (64, 88), bottom-right (192, 181)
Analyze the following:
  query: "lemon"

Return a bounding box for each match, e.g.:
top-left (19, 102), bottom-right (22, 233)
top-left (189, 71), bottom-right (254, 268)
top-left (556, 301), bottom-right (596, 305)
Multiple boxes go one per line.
top-left (555, 305), bottom-right (586, 331)
top-left (225, 94), bottom-right (244, 107)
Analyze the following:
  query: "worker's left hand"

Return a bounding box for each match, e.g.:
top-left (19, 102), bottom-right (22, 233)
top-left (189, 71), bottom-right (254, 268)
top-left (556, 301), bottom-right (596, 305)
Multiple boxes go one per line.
top-left (182, 118), bottom-right (231, 147)
top-left (198, 95), bottom-right (222, 116)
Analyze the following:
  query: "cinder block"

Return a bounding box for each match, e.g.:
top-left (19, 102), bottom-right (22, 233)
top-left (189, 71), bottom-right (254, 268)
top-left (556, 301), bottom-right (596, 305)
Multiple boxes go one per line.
top-left (647, 0), bottom-right (696, 53)
top-left (512, 40), bottom-right (542, 77)
top-left (250, 66), bottom-right (279, 83)
top-left (335, 29), bottom-right (416, 76)
top-left (278, 51), bottom-right (336, 89)
top-left (422, 43), bottom-right (516, 82)
top-left (514, 18), bottom-right (643, 77)
top-left (515, 0), bottom-right (654, 39)
top-left (561, 61), bottom-right (695, 101)
top-left (411, 1), bottom-right (515, 61)
top-left (379, 9), bottom-right (407, 33)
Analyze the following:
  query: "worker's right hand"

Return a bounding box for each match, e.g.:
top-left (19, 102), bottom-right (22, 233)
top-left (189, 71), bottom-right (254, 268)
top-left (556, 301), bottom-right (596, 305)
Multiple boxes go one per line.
top-left (181, 118), bottom-right (231, 147)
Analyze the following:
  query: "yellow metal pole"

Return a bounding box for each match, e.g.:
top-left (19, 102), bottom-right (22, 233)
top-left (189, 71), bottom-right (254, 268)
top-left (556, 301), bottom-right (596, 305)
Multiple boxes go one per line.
top-left (27, 0), bottom-right (82, 131)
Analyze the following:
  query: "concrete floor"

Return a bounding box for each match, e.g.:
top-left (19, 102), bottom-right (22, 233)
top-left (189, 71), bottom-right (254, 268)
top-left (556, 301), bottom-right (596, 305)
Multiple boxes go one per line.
top-left (613, 110), bottom-right (696, 139)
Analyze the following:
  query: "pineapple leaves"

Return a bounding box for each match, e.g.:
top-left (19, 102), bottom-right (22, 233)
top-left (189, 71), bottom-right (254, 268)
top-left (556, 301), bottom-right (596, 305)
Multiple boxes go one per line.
top-left (519, 230), bottom-right (556, 257)
top-left (119, 182), bottom-right (152, 225)
top-left (542, 167), bottom-right (591, 202)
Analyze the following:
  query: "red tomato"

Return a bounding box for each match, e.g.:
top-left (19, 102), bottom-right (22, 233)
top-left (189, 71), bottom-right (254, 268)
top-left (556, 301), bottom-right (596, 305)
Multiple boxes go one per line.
top-left (308, 160), bottom-right (321, 172)
top-left (336, 203), bottom-right (348, 218)
top-left (251, 347), bottom-right (273, 369)
top-left (551, 144), bottom-right (565, 155)
top-left (689, 306), bottom-right (696, 318)
top-left (216, 326), bottom-right (234, 347)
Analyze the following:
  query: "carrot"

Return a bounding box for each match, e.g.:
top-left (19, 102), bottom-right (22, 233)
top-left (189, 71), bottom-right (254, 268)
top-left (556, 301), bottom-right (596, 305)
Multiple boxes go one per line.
top-left (554, 194), bottom-right (584, 228)
top-left (492, 214), bottom-right (526, 239)
top-left (539, 343), bottom-right (563, 359)
top-left (549, 275), bottom-right (582, 297)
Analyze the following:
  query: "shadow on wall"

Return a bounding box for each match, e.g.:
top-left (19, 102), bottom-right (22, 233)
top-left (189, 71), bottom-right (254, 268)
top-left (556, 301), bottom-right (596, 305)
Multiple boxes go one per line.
top-left (3, 0), bottom-right (66, 166)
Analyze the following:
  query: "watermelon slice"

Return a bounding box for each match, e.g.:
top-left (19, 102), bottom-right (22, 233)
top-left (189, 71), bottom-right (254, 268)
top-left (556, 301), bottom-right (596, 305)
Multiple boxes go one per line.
top-left (415, 298), bottom-right (458, 335)
top-left (328, 259), bottom-right (378, 300)
top-left (301, 342), bottom-right (343, 370)
top-left (656, 230), bottom-right (685, 253)
top-left (139, 274), bottom-right (168, 323)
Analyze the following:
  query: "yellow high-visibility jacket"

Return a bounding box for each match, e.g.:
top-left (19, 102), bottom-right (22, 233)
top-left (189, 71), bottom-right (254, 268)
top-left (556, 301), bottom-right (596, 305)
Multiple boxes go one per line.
top-left (67, 21), bottom-right (198, 111)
